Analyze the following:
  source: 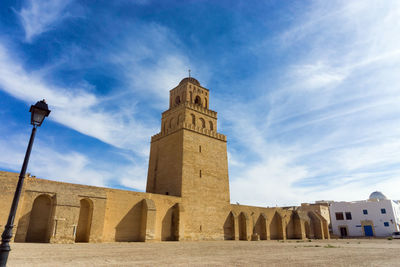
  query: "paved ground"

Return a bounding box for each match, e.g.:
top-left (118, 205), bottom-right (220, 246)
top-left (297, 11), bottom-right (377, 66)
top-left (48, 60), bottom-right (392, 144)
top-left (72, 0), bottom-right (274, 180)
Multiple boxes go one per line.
top-left (6, 239), bottom-right (400, 266)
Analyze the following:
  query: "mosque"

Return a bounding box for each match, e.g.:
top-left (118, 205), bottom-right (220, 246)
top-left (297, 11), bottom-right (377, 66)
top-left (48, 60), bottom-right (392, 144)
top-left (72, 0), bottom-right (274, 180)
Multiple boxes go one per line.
top-left (0, 77), bottom-right (329, 243)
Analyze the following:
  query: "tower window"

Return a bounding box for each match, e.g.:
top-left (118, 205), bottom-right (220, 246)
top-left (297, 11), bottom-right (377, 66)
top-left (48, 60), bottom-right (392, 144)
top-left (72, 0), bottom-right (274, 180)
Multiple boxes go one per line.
top-left (195, 96), bottom-right (201, 105)
top-left (209, 121), bottom-right (213, 131)
top-left (175, 96), bottom-right (181, 105)
top-left (191, 114), bottom-right (196, 125)
top-left (199, 145), bottom-right (201, 152)
top-left (200, 118), bottom-right (205, 128)
top-left (199, 170), bottom-right (202, 178)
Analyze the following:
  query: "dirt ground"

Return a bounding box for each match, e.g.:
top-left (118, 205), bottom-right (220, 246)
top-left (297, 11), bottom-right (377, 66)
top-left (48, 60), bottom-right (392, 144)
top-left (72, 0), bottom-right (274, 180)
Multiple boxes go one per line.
top-left (6, 239), bottom-right (400, 266)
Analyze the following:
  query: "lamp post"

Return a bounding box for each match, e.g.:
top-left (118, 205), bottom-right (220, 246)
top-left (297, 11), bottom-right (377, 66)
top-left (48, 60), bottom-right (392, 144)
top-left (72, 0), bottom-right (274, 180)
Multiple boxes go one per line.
top-left (0, 100), bottom-right (50, 267)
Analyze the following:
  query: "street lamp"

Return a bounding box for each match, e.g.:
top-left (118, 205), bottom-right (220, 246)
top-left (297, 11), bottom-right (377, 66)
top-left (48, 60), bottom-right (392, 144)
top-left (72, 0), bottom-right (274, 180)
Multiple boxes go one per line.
top-left (0, 100), bottom-right (50, 267)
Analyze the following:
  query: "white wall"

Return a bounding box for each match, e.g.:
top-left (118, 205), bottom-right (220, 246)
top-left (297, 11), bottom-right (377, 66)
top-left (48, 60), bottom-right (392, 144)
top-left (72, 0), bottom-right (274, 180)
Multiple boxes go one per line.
top-left (330, 199), bottom-right (400, 237)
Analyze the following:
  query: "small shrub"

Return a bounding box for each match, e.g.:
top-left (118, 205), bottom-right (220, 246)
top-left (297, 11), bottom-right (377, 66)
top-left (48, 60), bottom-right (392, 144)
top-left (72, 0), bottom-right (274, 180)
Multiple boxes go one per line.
top-left (387, 237), bottom-right (393, 240)
top-left (308, 239), bottom-right (312, 242)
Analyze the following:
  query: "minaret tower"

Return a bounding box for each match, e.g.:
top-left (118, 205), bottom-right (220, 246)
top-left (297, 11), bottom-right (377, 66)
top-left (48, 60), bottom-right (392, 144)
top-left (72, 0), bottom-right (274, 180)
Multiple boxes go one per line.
top-left (146, 77), bottom-right (230, 239)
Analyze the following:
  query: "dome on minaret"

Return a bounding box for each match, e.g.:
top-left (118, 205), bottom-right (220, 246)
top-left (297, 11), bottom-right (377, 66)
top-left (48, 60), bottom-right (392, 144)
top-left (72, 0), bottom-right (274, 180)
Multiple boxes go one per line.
top-left (369, 191), bottom-right (387, 200)
top-left (179, 77), bottom-right (200, 86)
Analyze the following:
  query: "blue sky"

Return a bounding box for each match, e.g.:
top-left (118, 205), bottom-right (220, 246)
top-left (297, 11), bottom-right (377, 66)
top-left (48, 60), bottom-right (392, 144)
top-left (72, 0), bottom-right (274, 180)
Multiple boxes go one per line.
top-left (1, 0), bottom-right (400, 206)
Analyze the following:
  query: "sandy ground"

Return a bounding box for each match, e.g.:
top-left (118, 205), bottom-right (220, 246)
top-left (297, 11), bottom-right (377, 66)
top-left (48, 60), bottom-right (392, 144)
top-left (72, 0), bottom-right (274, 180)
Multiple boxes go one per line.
top-left (6, 239), bottom-right (400, 266)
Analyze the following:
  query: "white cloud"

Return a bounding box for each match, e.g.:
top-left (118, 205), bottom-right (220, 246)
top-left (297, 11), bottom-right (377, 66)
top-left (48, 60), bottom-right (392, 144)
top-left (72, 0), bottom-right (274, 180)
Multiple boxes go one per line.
top-left (15, 0), bottom-right (74, 42)
top-left (225, 0), bottom-right (400, 205)
top-left (0, 43), bottom-right (154, 156)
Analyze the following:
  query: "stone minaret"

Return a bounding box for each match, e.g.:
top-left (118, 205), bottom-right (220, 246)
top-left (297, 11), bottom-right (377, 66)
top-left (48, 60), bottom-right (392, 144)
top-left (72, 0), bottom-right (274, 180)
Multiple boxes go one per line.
top-left (146, 77), bottom-right (230, 240)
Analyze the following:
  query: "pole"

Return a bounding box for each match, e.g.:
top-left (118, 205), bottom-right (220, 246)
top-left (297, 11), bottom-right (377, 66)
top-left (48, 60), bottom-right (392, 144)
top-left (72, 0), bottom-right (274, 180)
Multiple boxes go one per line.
top-left (0, 126), bottom-right (37, 267)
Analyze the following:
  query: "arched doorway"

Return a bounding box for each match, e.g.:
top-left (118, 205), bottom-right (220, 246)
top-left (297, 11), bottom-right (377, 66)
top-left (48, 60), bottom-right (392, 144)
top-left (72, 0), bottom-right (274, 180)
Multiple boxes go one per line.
top-left (286, 212), bottom-right (302, 239)
top-left (75, 198), bottom-right (93, 242)
top-left (26, 194), bottom-right (53, 243)
top-left (254, 213), bottom-right (267, 240)
top-left (161, 205), bottom-right (178, 241)
top-left (223, 212), bottom-right (235, 240)
top-left (269, 212), bottom-right (283, 240)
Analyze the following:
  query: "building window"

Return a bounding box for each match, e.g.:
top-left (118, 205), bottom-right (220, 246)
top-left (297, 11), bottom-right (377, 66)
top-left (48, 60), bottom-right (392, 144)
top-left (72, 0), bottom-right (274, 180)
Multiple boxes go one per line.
top-left (199, 145), bottom-right (202, 153)
top-left (335, 212), bottom-right (344, 220)
top-left (345, 212), bottom-right (352, 220)
top-left (199, 170), bottom-right (202, 178)
top-left (384, 222), bottom-right (389, 227)
top-left (363, 209), bottom-right (368, 215)
top-left (381, 208), bottom-right (386, 214)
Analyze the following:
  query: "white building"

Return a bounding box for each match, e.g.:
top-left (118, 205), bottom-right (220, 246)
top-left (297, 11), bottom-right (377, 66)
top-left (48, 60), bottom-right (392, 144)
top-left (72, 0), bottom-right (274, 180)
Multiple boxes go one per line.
top-left (330, 192), bottom-right (400, 237)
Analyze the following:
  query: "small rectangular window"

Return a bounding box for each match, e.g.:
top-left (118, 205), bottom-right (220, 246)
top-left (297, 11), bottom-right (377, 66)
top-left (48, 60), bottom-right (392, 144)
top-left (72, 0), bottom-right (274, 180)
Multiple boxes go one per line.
top-left (345, 212), bottom-right (352, 220)
top-left (363, 209), bottom-right (368, 215)
top-left (199, 145), bottom-right (202, 153)
top-left (335, 212), bottom-right (344, 220)
top-left (384, 222), bottom-right (389, 227)
top-left (381, 208), bottom-right (386, 214)
top-left (199, 170), bottom-right (202, 178)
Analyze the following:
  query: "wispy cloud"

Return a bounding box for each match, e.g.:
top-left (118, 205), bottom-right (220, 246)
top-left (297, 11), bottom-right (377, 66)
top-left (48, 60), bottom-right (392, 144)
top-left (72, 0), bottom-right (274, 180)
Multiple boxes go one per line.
top-left (0, 43), bottom-right (154, 156)
top-left (15, 0), bottom-right (74, 42)
top-left (223, 0), bottom-right (400, 205)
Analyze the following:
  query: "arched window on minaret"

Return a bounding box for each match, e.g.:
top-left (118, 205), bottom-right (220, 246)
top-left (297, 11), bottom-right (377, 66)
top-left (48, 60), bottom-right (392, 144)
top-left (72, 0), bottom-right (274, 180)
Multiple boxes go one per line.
top-left (209, 121), bottom-right (213, 131)
top-left (200, 118), bottom-right (205, 128)
top-left (175, 96), bottom-right (181, 106)
top-left (190, 91), bottom-right (193, 103)
top-left (191, 114), bottom-right (196, 125)
top-left (204, 98), bottom-right (207, 108)
top-left (194, 96), bottom-right (201, 105)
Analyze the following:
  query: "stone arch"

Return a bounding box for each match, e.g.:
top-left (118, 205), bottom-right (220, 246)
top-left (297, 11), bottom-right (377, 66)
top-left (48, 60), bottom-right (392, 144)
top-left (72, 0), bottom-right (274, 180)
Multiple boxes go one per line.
top-left (269, 211), bottom-right (284, 240)
top-left (191, 114), bottom-right (196, 125)
top-left (169, 117), bottom-right (176, 129)
top-left (209, 121), bottom-right (214, 131)
top-left (162, 204), bottom-right (179, 241)
top-left (239, 212), bottom-right (249, 240)
top-left (177, 114), bottom-right (183, 126)
top-left (254, 213), bottom-right (268, 240)
top-left (175, 95), bottom-right (181, 106)
top-left (286, 212), bottom-right (302, 239)
top-left (223, 212), bottom-right (235, 240)
top-left (75, 198), bottom-right (93, 243)
top-left (26, 194), bottom-right (54, 243)
top-left (308, 211), bottom-right (324, 239)
top-left (199, 118), bottom-right (206, 128)
top-left (194, 95), bottom-right (201, 105)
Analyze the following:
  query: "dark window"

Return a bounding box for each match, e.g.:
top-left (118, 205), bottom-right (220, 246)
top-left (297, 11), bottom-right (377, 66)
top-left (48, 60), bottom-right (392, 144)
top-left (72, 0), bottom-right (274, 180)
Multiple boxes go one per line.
top-left (381, 208), bottom-right (386, 214)
top-left (345, 212), bottom-right (352, 220)
top-left (363, 209), bottom-right (368, 215)
top-left (199, 145), bottom-right (202, 153)
top-left (384, 222), bottom-right (389, 227)
top-left (335, 212), bottom-right (344, 220)
top-left (166, 192), bottom-right (169, 195)
top-left (199, 170), bottom-right (202, 178)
